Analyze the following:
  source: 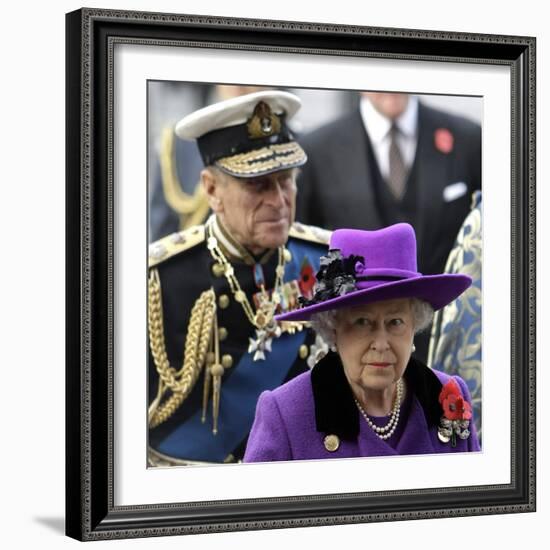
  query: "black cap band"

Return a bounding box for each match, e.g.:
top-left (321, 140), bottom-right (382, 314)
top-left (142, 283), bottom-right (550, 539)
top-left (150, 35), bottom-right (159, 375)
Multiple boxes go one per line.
top-left (197, 115), bottom-right (294, 166)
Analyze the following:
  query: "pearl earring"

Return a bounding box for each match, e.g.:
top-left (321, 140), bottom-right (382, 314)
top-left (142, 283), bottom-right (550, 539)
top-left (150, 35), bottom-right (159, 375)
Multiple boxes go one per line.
top-left (411, 344), bottom-right (416, 353)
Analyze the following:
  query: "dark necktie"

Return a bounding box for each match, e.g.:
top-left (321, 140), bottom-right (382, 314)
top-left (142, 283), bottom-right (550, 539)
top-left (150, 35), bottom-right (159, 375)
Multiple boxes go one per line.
top-left (387, 123), bottom-right (407, 200)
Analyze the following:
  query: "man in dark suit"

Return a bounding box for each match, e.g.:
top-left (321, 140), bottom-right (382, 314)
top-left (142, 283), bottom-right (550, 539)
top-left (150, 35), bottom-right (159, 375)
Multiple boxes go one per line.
top-left (296, 92), bottom-right (481, 363)
top-left (296, 92), bottom-right (481, 277)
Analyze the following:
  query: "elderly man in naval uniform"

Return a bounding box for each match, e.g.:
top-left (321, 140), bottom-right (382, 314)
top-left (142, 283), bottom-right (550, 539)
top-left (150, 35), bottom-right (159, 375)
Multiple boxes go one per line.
top-left (148, 90), bottom-right (330, 466)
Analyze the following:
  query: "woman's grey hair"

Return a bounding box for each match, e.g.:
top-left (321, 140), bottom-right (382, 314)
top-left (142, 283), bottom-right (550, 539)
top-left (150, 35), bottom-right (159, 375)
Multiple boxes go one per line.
top-left (309, 310), bottom-right (340, 350)
top-left (310, 298), bottom-right (434, 349)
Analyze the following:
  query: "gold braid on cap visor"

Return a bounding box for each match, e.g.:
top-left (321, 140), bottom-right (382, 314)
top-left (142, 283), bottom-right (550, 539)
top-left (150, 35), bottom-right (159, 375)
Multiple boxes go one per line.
top-left (215, 142), bottom-right (306, 176)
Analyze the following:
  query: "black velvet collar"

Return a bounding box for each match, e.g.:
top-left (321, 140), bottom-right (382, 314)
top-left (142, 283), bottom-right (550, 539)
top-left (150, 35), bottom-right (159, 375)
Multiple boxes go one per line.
top-left (310, 351), bottom-right (444, 440)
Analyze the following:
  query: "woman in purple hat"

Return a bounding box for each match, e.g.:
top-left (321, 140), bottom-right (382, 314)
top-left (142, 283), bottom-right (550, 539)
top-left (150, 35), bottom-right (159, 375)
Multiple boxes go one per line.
top-left (244, 223), bottom-right (480, 462)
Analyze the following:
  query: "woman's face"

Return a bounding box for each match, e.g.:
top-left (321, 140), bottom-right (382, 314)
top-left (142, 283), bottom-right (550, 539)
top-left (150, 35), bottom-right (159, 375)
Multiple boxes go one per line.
top-left (335, 298), bottom-right (415, 395)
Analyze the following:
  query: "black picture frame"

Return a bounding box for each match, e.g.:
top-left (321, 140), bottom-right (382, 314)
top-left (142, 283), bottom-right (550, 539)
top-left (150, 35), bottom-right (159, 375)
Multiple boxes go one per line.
top-left (65, 7), bottom-right (536, 541)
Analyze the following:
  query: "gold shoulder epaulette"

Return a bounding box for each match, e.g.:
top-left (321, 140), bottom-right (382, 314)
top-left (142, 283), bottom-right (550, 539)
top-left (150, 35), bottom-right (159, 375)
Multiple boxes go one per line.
top-left (289, 222), bottom-right (332, 245)
top-left (148, 225), bottom-right (205, 268)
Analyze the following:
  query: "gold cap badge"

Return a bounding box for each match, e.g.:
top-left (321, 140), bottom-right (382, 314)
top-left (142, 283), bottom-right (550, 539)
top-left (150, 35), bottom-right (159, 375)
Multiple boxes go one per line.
top-left (247, 101), bottom-right (281, 139)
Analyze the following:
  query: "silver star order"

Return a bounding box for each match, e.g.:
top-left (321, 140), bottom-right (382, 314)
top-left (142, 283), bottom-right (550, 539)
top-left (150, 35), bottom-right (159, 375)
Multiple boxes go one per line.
top-left (248, 330), bottom-right (273, 361)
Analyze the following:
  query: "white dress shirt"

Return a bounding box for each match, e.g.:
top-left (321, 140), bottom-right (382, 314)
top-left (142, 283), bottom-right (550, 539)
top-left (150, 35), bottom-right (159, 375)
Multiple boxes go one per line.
top-left (359, 95), bottom-right (419, 180)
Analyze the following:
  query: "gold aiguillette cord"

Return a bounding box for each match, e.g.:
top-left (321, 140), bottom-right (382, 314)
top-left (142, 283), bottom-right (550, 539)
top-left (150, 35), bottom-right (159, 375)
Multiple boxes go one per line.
top-left (201, 310), bottom-right (224, 434)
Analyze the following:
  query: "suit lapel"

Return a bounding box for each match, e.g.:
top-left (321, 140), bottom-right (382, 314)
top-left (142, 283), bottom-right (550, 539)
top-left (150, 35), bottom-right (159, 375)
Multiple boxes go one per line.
top-left (412, 103), bottom-right (449, 270)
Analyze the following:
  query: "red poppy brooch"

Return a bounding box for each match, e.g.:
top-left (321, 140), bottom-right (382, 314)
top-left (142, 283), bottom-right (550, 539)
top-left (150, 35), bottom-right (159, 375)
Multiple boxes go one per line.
top-left (298, 258), bottom-right (316, 300)
top-left (437, 378), bottom-right (472, 447)
top-left (434, 127), bottom-right (454, 154)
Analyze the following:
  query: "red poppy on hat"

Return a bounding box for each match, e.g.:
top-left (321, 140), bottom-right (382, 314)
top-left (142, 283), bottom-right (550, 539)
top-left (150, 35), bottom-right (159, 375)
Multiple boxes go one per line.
top-left (434, 128), bottom-right (454, 154)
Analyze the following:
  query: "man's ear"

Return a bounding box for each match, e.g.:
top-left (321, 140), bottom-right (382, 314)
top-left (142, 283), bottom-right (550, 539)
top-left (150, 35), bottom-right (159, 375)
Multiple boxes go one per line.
top-left (201, 167), bottom-right (223, 213)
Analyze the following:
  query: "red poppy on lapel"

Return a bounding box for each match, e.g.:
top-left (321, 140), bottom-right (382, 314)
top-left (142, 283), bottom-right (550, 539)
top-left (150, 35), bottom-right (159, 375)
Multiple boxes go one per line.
top-left (434, 128), bottom-right (454, 154)
top-left (439, 379), bottom-right (472, 421)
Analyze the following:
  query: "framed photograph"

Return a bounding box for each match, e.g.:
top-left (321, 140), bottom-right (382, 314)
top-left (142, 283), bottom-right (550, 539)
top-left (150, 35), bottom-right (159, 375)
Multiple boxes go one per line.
top-left (66, 7), bottom-right (535, 541)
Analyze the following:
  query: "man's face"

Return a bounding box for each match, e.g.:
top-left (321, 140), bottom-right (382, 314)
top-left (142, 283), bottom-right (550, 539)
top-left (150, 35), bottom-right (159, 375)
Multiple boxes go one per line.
top-left (361, 92), bottom-right (409, 120)
top-left (205, 168), bottom-right (297, 254)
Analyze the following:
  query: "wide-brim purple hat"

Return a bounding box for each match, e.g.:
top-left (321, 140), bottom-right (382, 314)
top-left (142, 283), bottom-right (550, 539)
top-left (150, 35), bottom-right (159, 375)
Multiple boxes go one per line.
top-left (277, 223), bottom-right (472, 322)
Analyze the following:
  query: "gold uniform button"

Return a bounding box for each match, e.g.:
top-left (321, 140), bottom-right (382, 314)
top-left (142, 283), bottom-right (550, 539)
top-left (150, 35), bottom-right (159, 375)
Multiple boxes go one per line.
top-left (219, 327), bottom-right (228, 341)
top-left (211, 262), bottom-right (225, 277)
top-left (221, 354), bottom-right (233, 369)
top-left (218, 294), bottom-right (230, 309)
top-left (299, 344), bottom-right (309, 359)
top-left (170, 232), bottom-right (186, 244)
top-left (324, 434), bottom-right (340, 452)
top-left (149, 243), bottom-right (167, 261)
top-left (210, 363), bottom-right (224, 377)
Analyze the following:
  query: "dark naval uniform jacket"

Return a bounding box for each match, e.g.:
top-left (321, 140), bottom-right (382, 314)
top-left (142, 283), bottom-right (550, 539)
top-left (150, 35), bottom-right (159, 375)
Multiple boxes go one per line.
top-left (296, 102), bottom-right (481, 277)
top-left (147, 219), bottom-right (329, 465)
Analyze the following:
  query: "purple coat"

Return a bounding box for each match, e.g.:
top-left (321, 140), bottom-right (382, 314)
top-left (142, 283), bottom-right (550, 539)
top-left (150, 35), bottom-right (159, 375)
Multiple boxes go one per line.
top-left (244, 352), bottom-right (480, 462)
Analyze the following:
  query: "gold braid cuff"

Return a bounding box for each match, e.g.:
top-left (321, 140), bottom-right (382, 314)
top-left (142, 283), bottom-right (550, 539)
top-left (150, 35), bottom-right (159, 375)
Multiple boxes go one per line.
top-left (148, 268), bottom-right (216, 428)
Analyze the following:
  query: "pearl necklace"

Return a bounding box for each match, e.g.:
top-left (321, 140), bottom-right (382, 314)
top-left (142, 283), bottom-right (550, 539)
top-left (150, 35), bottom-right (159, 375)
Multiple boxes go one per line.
top-left (354, 379), bottom-right (404, 441)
